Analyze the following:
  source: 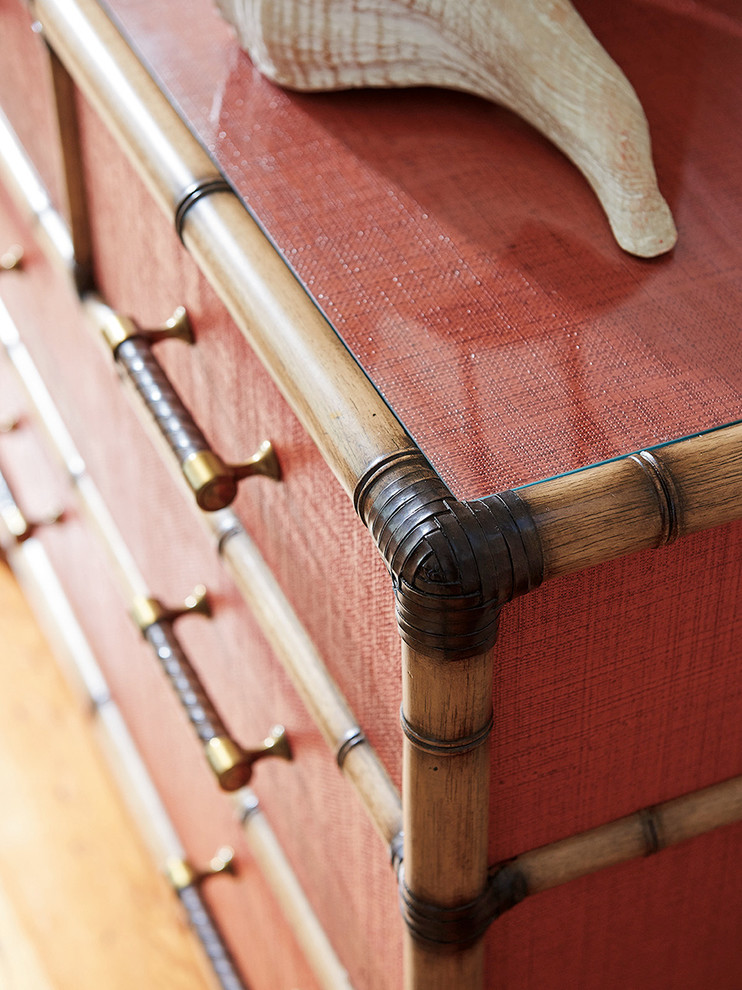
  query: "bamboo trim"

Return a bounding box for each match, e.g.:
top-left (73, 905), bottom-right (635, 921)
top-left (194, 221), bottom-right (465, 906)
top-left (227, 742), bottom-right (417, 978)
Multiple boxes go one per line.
top-left (511, 422), bottom-right (742, 581)
top-left (32, 0), bottom-right (416, 498)
top-left (0, 107), bottom-right (75, 275)
top-left (236, 793), bottom-right (355, 990)
top-left (500, 775), bottom-right (742, 901)
top-left (401, 642), bottom-right (493, 989)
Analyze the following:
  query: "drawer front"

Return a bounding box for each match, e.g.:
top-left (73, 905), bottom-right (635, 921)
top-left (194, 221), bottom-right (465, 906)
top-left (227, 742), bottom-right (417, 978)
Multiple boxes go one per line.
top-left (0, 123), bottom-right (402, 989)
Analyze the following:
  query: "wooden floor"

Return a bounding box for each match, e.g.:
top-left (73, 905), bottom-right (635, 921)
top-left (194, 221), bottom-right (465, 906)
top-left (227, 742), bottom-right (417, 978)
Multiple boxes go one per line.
top-left (0, 558), bottom-right (216, 990)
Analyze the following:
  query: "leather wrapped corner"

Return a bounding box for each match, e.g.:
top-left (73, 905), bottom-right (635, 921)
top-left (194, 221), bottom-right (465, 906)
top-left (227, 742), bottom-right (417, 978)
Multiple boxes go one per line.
top-left (355, 451), bottom-right (543, 659)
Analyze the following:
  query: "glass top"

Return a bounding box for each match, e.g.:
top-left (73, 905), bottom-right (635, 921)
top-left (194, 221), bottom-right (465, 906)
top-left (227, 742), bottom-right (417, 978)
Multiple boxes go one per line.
top-left (103, 0), bottom-right (742, 499)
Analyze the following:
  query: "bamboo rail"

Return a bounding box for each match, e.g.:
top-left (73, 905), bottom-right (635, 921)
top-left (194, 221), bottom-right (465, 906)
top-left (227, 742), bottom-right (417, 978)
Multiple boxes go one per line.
top-left (493, 775), bottom-right (742, 906)
top-left (509, 424), bottom-right (742, 580)
top-left (0, 106), bottom-right (75, 275)
top-left (400, 642), bottom-right (493, 989)
top-left (212, 516), bottom-right (403, 848)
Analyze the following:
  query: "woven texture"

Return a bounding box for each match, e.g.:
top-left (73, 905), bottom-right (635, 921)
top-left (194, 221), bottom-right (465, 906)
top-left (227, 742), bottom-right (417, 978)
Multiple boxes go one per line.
top-left (104, 0), bottom-right (741, 498)
top-left (486, 519), bottom-right (742, 988)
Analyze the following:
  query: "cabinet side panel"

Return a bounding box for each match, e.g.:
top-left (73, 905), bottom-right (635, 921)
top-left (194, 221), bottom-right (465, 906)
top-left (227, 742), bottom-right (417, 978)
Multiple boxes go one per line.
top-left (486, 522), bottom-right (742, 989)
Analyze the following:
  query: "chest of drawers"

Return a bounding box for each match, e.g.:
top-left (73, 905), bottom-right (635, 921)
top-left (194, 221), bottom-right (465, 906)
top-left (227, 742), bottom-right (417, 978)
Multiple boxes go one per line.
top-left (1, 0), bottom-right (741, 988)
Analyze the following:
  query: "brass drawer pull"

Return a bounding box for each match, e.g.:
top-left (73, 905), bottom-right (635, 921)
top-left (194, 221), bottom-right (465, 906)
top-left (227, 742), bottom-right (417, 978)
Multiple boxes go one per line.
top-left (132, 587), bottom-right (292, 790)
top-left (0, 461), bottom-right (63, 546)
top-left (94, 301), bottom-right (280, 511)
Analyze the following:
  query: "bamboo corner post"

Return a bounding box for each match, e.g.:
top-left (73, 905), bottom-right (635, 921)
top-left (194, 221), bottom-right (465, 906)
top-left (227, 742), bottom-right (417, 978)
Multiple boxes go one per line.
top-left (355, 451), bottom-right (544, 989)
top-left (215, 0), bottom-right (677, 258)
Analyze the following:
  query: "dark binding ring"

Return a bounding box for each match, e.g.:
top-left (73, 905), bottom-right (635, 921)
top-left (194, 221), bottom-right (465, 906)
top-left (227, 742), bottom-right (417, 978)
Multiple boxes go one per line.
top-left (216, 521), bottom-right (245, 557)
top-left (639, 807), bottom-right (662, 856)
top-left (336, 727), bottom-right (367, 768)
top-left (400, 707), bottom-right (493, 756)
top-left (174, 178), bottom-right (235, 242)
top-left (399, 861), bottom-right (528, 948)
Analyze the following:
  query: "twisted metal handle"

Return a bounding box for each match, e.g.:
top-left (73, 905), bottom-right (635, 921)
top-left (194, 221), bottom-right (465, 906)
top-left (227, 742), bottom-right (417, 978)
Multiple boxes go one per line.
top-left (89, 299), bottom-right (280, 510)
top-left (177, 883), bottom-right (248, 990)
top-left (135, 596), bottom-right (291, 791)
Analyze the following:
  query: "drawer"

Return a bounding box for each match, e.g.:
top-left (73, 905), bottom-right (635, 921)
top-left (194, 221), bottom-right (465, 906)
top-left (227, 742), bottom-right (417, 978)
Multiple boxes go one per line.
top-left (0, 1), bottom-right (61, 213)
top-left (1, 160), bottom-right (401, 988)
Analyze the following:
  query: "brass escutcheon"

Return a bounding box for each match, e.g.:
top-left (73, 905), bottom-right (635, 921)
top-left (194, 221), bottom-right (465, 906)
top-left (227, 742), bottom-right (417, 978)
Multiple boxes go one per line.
top-left (131, 584), bottom-right (211, 632)
top-left (165, 846), bottom-right (236, 892)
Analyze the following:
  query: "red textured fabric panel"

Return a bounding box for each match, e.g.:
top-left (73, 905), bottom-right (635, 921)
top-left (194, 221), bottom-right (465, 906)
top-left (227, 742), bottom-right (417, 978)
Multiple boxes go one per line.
top-left (488, 830), bottom-right (742, 990)
top-left (103, 0), bottom-right (741, 498)
top-left (0, 0), bottom-right (70, 222)
top-left (484, 518), bottom-right (742, 989)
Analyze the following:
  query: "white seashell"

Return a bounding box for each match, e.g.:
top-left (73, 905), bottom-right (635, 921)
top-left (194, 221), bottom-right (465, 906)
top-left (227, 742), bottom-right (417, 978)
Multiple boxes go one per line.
top-left (215, 0), bottom-right (677, 258)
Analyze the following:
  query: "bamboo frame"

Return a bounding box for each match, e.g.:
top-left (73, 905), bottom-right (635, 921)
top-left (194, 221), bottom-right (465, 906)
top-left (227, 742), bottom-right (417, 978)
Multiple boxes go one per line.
top-left (501, 775), bottom-right (742, 901)
top-left (2, 4), bottom-right (741, 989)
top-left (400, 643), bottom-right (493, 989)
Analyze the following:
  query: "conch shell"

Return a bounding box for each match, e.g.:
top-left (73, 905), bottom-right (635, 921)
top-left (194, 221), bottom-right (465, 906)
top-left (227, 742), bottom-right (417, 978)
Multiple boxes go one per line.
top-left (215, 0), bottom-right (677, 258)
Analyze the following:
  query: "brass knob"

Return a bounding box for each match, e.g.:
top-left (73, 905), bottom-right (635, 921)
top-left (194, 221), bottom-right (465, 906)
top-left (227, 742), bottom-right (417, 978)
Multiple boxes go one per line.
top-left (99, 305), bottom-right (193, 352)
top-left (182, 440), bottom-right (281, 512)
top-left (0, 245), bottom-right (23, 271)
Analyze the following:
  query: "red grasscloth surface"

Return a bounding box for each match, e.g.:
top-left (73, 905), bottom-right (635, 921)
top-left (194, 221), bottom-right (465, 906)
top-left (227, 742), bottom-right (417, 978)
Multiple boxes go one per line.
top-left (101, 0), bottom-right (740, 499)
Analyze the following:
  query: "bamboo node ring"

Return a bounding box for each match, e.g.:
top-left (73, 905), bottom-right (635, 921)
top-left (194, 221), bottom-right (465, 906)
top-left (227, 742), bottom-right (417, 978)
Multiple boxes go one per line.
top-left (400, 708), bottom-right (493, 756)
top-left (628, 449), bottom-right (682, 545)
top-left (639, 806), bottom-right (664, 856)
top-left (335, 726), bottom-right (367, 767)
top-left (174, 177), bottom-right (235, 242)
top-left (398, 860), bottom-right (527, 947)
